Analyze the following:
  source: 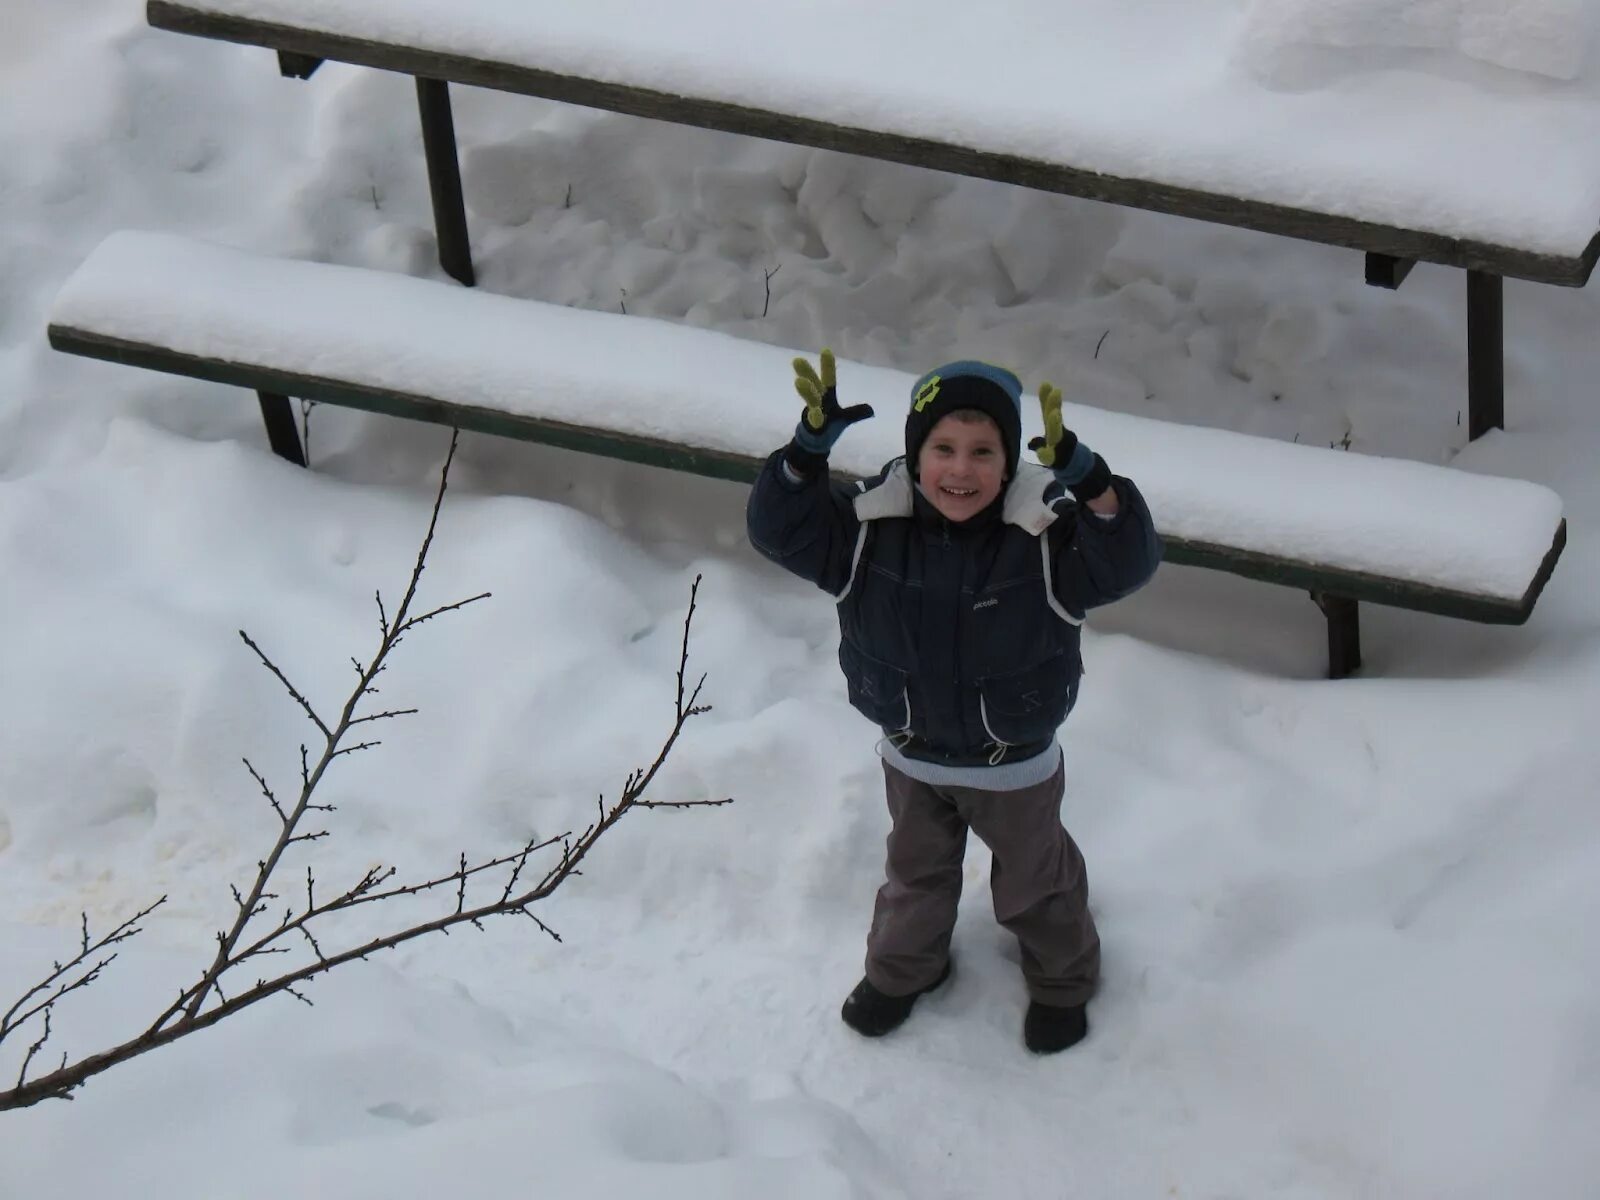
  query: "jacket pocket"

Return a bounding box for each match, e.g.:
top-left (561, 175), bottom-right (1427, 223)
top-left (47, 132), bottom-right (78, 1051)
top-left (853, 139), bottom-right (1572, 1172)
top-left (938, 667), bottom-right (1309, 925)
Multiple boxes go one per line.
top-left (838, 639), bottom-right (911, 732)
top-left (977, 653), bottom-right (1074, 746)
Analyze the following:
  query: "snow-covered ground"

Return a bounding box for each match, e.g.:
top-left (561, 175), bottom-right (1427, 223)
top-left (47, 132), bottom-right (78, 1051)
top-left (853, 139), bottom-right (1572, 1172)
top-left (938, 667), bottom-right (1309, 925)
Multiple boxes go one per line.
top-left (2, 2), bottom-right (1599, 1197)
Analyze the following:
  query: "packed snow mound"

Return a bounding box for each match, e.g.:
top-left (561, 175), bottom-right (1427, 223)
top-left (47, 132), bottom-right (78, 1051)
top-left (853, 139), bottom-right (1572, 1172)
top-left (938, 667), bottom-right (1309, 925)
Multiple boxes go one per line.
top-left (1238, 0), bottom-right (1600, 84)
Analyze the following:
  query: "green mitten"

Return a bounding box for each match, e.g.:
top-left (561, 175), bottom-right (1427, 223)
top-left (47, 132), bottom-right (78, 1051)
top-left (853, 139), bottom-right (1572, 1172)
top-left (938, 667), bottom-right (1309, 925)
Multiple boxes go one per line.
top-left (786, 349), bottom-right (875, 472)
top-left (1028, 381), bottom-right (1110, 503)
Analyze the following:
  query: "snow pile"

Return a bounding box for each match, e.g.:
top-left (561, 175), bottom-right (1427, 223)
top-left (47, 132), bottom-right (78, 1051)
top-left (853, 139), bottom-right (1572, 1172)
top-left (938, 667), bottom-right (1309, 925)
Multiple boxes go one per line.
top-left (1238, 0), bottom-right (1600, 83)
top-left (0, 926), bottom-right (899, 1199)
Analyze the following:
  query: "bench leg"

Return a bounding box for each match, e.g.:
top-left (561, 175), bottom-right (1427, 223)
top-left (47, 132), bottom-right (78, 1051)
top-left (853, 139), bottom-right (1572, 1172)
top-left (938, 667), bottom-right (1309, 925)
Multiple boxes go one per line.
top-left (416, 78), bottom-right (476, 288)
top-left (1466, 270), bottom-right (1504, 441)
top-left (258, 391), bottom-right (307, 467)
top-left (1311, 593), bottom-right (1361, 679)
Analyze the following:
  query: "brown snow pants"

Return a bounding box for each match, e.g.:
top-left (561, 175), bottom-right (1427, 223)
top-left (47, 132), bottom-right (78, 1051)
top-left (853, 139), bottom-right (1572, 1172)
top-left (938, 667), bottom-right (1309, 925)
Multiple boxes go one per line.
top-left (865, 760), bottom-right (1100, 1006)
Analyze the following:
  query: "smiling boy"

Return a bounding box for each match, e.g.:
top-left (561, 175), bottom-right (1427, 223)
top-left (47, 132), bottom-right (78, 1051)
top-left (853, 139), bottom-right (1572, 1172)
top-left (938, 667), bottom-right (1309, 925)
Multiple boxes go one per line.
top-left (747, 352), bottom-right (1161, 1053)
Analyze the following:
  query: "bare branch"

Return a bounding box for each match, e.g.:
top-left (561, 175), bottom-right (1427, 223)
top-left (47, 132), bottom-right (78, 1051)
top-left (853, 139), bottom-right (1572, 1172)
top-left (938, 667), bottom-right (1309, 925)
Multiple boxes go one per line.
top-left (0, 455), bottom-right (723, 1114)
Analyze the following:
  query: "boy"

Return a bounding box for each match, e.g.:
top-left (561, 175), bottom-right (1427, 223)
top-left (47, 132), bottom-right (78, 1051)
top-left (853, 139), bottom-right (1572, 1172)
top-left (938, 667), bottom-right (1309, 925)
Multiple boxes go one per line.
top-left (746, 351), bottom-right (1161, 1053)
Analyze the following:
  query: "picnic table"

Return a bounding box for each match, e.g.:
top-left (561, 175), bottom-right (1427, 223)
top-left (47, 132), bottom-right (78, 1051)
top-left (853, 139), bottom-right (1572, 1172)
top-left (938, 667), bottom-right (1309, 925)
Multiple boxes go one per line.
top-left (146, 0), bottom-right (1600, 440)
top-left (50, 3), bottom-right (1575, 677)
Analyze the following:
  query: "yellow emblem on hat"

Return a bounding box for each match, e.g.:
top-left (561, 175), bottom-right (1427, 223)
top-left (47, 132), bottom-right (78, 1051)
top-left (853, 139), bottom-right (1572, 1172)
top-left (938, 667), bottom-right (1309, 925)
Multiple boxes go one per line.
top-left (912, 376), bottom-right (941, 412)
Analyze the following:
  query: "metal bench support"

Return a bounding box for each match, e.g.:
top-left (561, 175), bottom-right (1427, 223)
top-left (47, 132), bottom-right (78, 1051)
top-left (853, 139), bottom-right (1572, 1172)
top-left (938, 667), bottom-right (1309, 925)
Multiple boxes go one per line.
top-left (1312, 593), bottom-right (1361, 679)
top-left (1365, 253), bottom-right (1415, 290)
top-left (277, 51), bottom-right (323, 79)
top-left (257, 391), bottom-right (307, 467)
top-left (1467, 270), bottom-right (1504, 440)
top-left (1368, 257), bottom-right (1503, 440)
top-left (416, 78), bottom-right (476, 288)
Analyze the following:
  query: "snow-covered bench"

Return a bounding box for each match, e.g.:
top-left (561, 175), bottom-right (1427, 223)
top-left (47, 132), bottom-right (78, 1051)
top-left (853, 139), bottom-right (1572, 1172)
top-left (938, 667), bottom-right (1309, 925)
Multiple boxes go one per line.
top-left (146, 0), bottom-right (1600, 441)
top-left (48, 232), bottom-right (1568, 679)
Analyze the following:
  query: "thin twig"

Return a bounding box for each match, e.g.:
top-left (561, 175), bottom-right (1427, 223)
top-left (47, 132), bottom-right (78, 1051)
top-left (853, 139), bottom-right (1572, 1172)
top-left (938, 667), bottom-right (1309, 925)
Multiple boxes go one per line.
top-left (1, 899), bottom-right (165, 1042)
top-left (244, 758), bottom-right (288, 824)
top-left (17, 1011), bottom-right (52, 1090)
top-left (238, 632), bottom-right (330, 739)
top-left (397, 594), bottom-right (491, 634)
top-left (763, 264), bottom-right (781, 318)
top-left (348, 708), bottom-right (420, 727)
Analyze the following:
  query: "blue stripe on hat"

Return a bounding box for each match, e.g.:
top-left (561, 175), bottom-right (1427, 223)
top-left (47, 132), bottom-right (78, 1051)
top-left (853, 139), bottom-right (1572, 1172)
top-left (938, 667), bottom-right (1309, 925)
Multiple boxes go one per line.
top-left (911, 360), bottom-right (1023, 409)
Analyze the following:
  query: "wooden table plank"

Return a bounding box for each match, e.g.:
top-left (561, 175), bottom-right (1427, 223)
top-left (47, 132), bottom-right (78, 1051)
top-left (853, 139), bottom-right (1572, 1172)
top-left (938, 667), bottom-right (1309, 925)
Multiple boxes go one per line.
top-left (48, 321), bottom-right (1566, 624)
top-left (147, 1), bottom-right (1600, 287)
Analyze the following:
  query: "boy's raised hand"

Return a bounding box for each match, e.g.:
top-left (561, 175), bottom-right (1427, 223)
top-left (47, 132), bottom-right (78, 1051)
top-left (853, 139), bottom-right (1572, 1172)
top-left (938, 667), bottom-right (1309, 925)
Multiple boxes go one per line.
top-left (1030, 381), bottom-right (1068, 467)
top-left (785, 349), bottom-right (875, 474)
top-left (1029, 380), bottom-right (1111, 503)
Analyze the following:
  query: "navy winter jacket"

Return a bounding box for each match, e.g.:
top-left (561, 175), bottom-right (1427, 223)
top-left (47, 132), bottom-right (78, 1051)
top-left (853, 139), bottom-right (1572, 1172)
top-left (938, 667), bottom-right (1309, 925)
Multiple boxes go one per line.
top-left (747, 453), bottom-right (1162, 767)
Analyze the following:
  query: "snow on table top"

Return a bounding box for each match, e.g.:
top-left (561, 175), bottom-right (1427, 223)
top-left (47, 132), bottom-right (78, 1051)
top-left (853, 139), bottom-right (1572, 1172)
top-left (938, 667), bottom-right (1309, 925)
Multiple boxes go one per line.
top-left (51, 232), bottom-right (1565, 601)
top-left (162, 0), bottom-right (1600, 259)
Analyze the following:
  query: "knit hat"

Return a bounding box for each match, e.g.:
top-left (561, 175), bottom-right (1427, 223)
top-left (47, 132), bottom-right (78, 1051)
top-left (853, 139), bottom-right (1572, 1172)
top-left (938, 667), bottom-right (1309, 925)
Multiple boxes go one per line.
top-left (905, 360), bottom-right (1024, 478)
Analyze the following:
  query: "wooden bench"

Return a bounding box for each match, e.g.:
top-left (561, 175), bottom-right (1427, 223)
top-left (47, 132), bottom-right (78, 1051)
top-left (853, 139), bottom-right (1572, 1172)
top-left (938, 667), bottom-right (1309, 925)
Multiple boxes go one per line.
top-left (48, 232), bottom-right (1568, 679)
top-left (145, 0), bottom-right (1600, 442)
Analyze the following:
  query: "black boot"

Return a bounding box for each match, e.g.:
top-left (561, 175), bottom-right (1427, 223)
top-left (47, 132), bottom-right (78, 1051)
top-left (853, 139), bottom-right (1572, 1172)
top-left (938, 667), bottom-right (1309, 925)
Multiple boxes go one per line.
top-left (1023, 1000), bottom-right (1088, 1053)
top-left (840, 960), bottom-right (952, 1038)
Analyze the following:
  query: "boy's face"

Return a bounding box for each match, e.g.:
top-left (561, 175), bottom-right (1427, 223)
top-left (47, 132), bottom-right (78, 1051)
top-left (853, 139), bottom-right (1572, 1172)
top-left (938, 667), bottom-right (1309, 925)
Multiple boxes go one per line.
top-left (916, 410), bottom-right (1006, 521)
